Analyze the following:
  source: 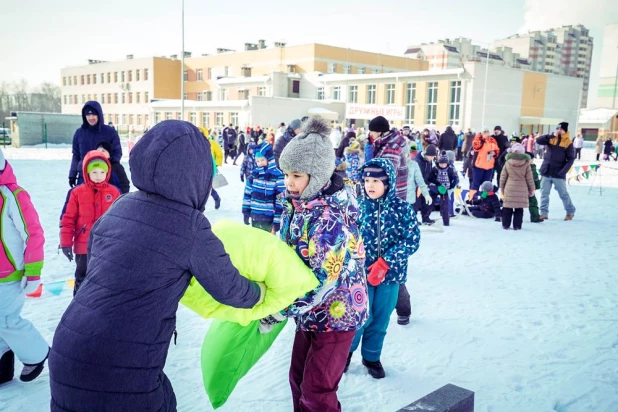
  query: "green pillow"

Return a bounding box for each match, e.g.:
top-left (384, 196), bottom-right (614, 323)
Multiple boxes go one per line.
top-left (181, 219), bottom-right (318, 325)
top-left (202, 319), bottom-right (287, 408)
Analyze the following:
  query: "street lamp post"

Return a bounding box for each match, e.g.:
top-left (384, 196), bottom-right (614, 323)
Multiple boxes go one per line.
top-left (481, 44), bottom-right (491, 127)
top-left (181, 0), bottom-right (185, 119)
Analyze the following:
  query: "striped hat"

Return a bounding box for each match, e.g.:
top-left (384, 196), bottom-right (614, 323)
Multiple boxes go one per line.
top-left (363, 165), bottom-right (389, 186)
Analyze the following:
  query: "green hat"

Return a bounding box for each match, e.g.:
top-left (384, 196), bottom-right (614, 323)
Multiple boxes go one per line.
top-left (87, 159), bottom-right (109, 174)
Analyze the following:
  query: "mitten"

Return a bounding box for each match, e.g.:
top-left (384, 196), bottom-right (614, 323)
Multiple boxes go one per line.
top-left (69, 177), bottom-right (77, 188)
top-left (256, 282), bottom-right (266, 305)
top-left (367, 257), bottom-right (389, 286)
top-left (243, 215), bottom-right (250, 225)
top-left (22, 278), bottom-right (41, 295)
top-left (424, 193), bottom-right (432, 205)
top-left (62, 247), bottom-right (74, 262)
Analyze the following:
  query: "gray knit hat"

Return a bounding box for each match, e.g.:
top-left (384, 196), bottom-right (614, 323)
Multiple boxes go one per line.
top-left (480, 181), bottom-right (493, 193)
top-left (279, 116), bottom-right (335, 200)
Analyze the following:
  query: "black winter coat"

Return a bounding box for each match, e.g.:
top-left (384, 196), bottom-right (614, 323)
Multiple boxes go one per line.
top-left (536, 133), bottom-right (576, 179)
top-left (415, 152), bottom-right (434, 183)
top-left (438, 130), bottom-right (458, 152)
top-left (273, 126), bottom-right (296, 168)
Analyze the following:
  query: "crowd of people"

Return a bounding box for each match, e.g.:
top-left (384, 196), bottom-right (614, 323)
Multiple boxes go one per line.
top-left (0, 99), bottom-right (592, 411)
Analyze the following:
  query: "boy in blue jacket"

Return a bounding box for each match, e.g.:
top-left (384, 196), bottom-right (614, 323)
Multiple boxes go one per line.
top-left (428, 151), bottom-right (459, 226)
top-left (346, 158), bottom-right (421, 379)
top-left (242, 142), bottom-right (285, 233)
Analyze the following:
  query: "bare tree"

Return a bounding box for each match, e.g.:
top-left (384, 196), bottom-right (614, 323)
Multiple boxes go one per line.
top-left (0, 80), bottom-right (62, 122)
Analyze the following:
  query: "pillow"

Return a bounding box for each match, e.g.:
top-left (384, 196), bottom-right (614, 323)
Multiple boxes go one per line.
top-left (201, 319), bottom-right (287, 408)
top-left (181, 219), bottom-right (318, 325)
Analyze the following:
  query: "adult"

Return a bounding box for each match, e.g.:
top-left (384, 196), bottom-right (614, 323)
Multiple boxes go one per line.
top-left (536, 122), bottom-right (576, 221)
top-left (222, 124), bottom-right (238, 163)
top-left (492, 126), bottom-right (511, 187)
top-left (369, 116), bottom-right (408, 201)
top-left (603, 136), bottom-right (614, 161)
top-left (595, 135), bottom-right (603, 161)
top-left (438, 126), bottom-right (458, 152)
top-left (329, 125), bottom-right (342, 150)
top-left (251, 126), bottom-right (263, 144)
top-left (468, 128), bottom-right (500, 200)
top-left (273, 119), bottom-right (302, 168)
top-left (414, 144), bottom-right (438, 225)
top-left (573, 133), bottom-right (584, 160)
top-left (69, 101), bottom-right (121, 187)
top-left (336, 131), bottom-right (356, 160)
top-left (462, 128), bottom-right (475, 161)
top-left (233, 127), bottom-right (248, 165)
top-left (49, 120), bottom-right (264, 411)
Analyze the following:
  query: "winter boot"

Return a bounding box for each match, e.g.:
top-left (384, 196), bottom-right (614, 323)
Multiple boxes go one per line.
top-left (215, 197), bottom-right (221, 210)
top-left (422, 217), bottom-right (435, 226)
top-left (564, 214), bottom-right (574, 221)
top-left (397, 316), bottom-right (410, 325)
top-left (362, 358), bottom-right (386, 379)
top-left (0, 350), bottom-right (14, 385)
top-left (20, 348), bottom-right (49, 383)
top-left (343, 352), bottom-right (353, 373)
top-left (539, 215), bottom-right (548, 220)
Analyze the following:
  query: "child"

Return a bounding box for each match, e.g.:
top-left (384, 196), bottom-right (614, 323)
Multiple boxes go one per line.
top-left (499, 143), bottom-right (535, 230)
top-left (429, 151), bottom-right (459, 226)
top-left (96, 141), bottom-right (130, 194)
top-left (464, 181), bottom-right (502, 220)
top-left (526, 152), bottom-right (543, 223)
top-left (0, 150), bottom-right (49, 385)
top-left (349, 158), bottom-right (420, 378)
top-left (406, 157), bottom-right (432, 217)
top-left (262, 117), bottom-right (369, 410)
top-left (240, 142), bottom-right (257, 183)
top-left (345, 140), bottom-right (362, 183)
top-left (242, 143), bottom-right (285, 233)
top-left (206, 129), bottom-right (224, 209)
top-left (60, 151), bottom-right (121, 294)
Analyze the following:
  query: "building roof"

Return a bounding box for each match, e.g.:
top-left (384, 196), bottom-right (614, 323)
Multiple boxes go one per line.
top-left (476, 51), bottom-right (504, 61)
top-left (578, 108), bottom-right (618, 125)
top-left (320, 68), bottom-right (466, 84)
top-left (444, 45), bottom-right (459, 53)
top-left (516, 58), bottom-right (530, 65)
top-left (405, 47), bottom-right (422, 54)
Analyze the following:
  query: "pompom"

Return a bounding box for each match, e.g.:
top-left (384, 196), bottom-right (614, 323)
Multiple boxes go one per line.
top-left (301, 116), bottom-right (331, 137)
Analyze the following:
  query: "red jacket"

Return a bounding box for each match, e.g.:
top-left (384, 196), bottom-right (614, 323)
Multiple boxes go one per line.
top-left (60, 151), bottom-right (120, 254)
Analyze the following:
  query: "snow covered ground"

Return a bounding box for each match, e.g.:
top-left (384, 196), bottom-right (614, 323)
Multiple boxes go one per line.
top-left (1, 146), bottom-right (617, 412)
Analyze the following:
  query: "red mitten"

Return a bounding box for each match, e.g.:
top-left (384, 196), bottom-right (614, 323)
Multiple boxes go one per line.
top-left (367, 257), bottom-right (390, 286)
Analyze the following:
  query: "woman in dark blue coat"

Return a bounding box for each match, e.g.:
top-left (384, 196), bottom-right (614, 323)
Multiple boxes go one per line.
top-left (49, 120), bottom-right (263, 412)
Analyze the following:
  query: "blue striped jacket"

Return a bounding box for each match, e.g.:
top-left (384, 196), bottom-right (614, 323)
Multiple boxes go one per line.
top-left (242, 160), bottom-right (285, 224)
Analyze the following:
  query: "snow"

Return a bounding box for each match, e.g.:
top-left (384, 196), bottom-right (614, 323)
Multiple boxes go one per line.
top-left (1, 146), bottom-right (617, 412)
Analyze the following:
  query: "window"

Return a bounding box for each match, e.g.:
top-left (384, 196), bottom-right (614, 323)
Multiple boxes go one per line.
top-left (128, 115), bottom-right (133, 125)
top-left (128, 93), bottom-right (133, 104)
top-left (317, 87), bottom-right (325, 100)
top-left (386, 84), bottom-right (395, 105)
top-left (155, 112), bottom-right (161, 123)
top-left (449, 81), bottom-right (461, 124)
top-left (348, 85), bottom-right (358, 103)
top-left (258, 87), bottom-right (266, 96)
top-left (144, 69), bottom-right (149, 81)
top-left (366, 85), bottom-right (376, 104)
top-left (121, 114), bottom-right (126, 125)
top-left (93, 94), bottom-right (97, 101)
top-left (63, 77), bottom-right (67, 86)
top-left (63, 96), bottom-right (67, 104)
top-left (197, 69), bottom-right (203, 81)
top-left (327, 63), bottom-right (337, 73)
top-left (107, 73), bottom-right (111, 83)
top-left (121, 71), bottom-right (125, 82)
top-left (81, 75), bottom-right (85, 85)
top-left (197, 92), bottom-right (202, 101)
top-left (121, 93), bottom-right (125, 104)
top-left (100, 73), bottom-right (104, 83)
top-left (128, 70), bottom-right (132, 82)
top-left (73, 76), bottom-right (77, 85)
top-left (176, 112), bottom-right (181, 120)
top-left (216, 112), bottom-right (224, 125)
top-left (68, 77), bottom-right (71, 86)
top-left (81, 95), bottom-right (85, 104)
top-left (137, 114), bottom-right (142, 125)
top-left (100, 94), bottom-right (104, 104)
top-left (114, 72), bottom-right (118, 83)
top-left (207, 68), bottom-right (212, 79)
top-left (292, 80), bottom-right (300, 94)
top-left (87, 75), bottom-right (91, 85)
top-left (218, 89), bottom-right (227, 100)
top-left (343, 64), bottom-right (352, 74)
top-left (144, 92), bottom-right (149, 102)
top-left (136, 70), bottom-right (140, 81)
top-left (114, 93), bottom-right (118, 104)
top-left (224, 66), bottom-right (229, 76)
top-left (359, 67), bottom-right (366, 74)
top-left (183, 70), bottom-right (188, 82)
top-left (136, 92), bottom-right (140, 104)
top-left (332, 86), bottom-right (341, 101)
top-left (183, 93), bottom-right (188, 100)
top-left (426, 82), bottom-right (438, 125)
top-left (202, 112), bottom-right (210, 127)
top-left (189, 112), bottom-right (196, 124)
top-left (405, 83), bottom-right (416, 124)
top-left (230, 112), bottom-right (238, 125)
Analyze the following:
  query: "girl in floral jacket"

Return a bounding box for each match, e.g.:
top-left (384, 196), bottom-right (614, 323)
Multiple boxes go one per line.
top-left (264, 117), bottom-right (369, 412)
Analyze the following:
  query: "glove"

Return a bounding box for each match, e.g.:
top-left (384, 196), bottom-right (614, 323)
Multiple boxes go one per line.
top-left (241, 174), bottom-right (245, 182)
top-left (243, 215), bottom-right (250, 225)
top-left (367, 257), bottom-right (389, 286)
top-left (272, 223), bottom-right (280, 234)
top-left (258, 312), bottom-right (286, 334)
top-left (22, 278), bottom-right (41, 294)
top-left (256, 282), bottom-right (266, 305)
top-left (423, 193), bottom-right (433, 205)
top-left (495, 216), bottom-right (501, 222)
top-left (62, 247), bottom-right (74, 262)
top-left (69, 177), bottom-right (77, 188)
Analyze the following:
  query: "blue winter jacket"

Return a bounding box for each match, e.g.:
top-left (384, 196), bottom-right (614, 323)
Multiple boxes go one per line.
top-left (359, 158), bottom-right (421, 284)
top-left (69, 101), bottom-right (122, 182)
top-left (49, 120), bottom-right (260, 412)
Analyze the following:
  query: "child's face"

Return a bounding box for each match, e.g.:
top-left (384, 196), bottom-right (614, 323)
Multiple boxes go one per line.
top-left (439, 162), bottom-right (448, 169)
top-left (96, 147), bottom-right (111, 159)
top-left (89, 168), bottom-right (107, 184)
top-left (256, 157), bottom-right (268, 167)
top-left (284, 171), bottom-right (310, 197)
top-left (364, 178), bottom-right (386, 200)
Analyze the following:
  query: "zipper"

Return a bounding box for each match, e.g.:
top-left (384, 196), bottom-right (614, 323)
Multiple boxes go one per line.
top-left (377, 201), bottom-right (382, 258)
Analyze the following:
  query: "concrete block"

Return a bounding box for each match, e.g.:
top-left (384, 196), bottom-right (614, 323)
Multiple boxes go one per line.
top-left (397, 384), bottom-right (474, 412)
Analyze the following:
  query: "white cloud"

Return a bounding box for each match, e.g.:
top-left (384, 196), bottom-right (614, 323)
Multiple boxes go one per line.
top-left (520, 0), bottom-right (618, 33)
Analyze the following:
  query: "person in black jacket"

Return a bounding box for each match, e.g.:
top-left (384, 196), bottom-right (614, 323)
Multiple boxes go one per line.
top-left (96, 141), bottom-right (130, 194)
top-left (273, 119), bottom-right (302, 168)
top-left (464, 181), bottom-right (502, 220)
top-left (536, 122), bottom-right (576, 220)
top-left (233, 128), bottom-right (248, 165)
top-left (493, 126), bottom-right (511, 187)
top-left (428, 151), bottom-right (459, 226)
top-left (438, 126), bottom-right (458, 152)
top-left (414, 144), bottom-right (438, 224)
top-left (336, 131), bottom-right (356, 160)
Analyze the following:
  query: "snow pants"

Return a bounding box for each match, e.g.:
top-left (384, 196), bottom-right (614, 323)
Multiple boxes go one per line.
top-left (0, 281), bottom-right (48, 365)
top-left (395, 283), bottom-right (411, 318)
top-left (529, 194), bottom-right (540, 222)
top-left (502, 208), bottom-right (523, 229)
top-left (350, 284), bottom-right (399, 362)
top-left (290, 330), bottom-right (355, 412)
top-left (540, 177), bottom-right (576, 216)
top-left (73, 254), bottom-right (88, 296)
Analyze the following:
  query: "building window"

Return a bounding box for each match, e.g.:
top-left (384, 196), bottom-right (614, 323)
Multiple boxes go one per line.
top-left (202, 112), bottom-right (210, 127)
top-left (258, 87), bottom-right (266, 96)
top-left (332, 86), bottom-right (341, 101)
top-left (121, 93), bottom-right (125, 104)
top-left (144, 92), bottom-right (149, 102)
top-left (207, 68), bottom-right (212, 79)
top-left (144, 69), bottom-right (149, 81)
top-left (216, 112), bottom-right (224, 125)
top-left (128, 70), bottom-right (133, 82)
top-left (63, 77), bottom-right (67, 86)
top-left (86, 75), bottom-right (90, 85)
top-left (121, 114), bottom-right (126, 125)
top-left (183, 70), bottom-right (188, 82)
top-left (114, 93), bottom-right (118, 104)
top-left (359, 67), bottom-right (366, 74)
top-left (386, 84), bottom-right (395, 105)
top-left (80, 75), bottom-right (85, 85)
top-left (128, 93), bottom-right (133, 104)
top-left (183, 93), bottom-right (188, 100)
top-left (348, 85), bottom-right (358, 103)
top-left (426, 81), bottom-right (438, 125)
top-left (99, 73), bottom-right (104, 83)
top-left (74, 76), bottom-right (77, 85)
top-left (137, 114), bottom-right (142, 125)
top-left (63, 95), bottom-right (67, 104)
top-left (224, 66), bottom-right (229, 76)
top-left (449, 80), bottom-right (462, 124)
top-left (197, 69), bottom-right (203, 81)
top-left (176, 112), bottom-right (181, 120)
top-left (155, 112), bottom-right (161, 123)
top-left (327, 63), bottom-right (337, 73)
top-left (121, 71), bottom-right (125, 82)
top-left (366, 85), bottom-right (376, 104)
top-left (165, 112), bottom-right (172, 121)
top-left (218, 89), bottom-right (227, 101)
top-left (136, 70), bottom-right (140, 81)
top-left (107, 73), bottom-right (111, 83)
top-left (107, 93), bottom-right (111, 103)
top-left (189, 112), bottom-right (196, 124)
top-left (67, 77), bottom-right (71, 86)
top-left (128, 114), bottom-right (134, 125)
top-left (230, 112), bottom-right (239, 125)
top-left (405, 83), bottom-right (416, 124)
top-left (81, 94), bottom-right (85, 104)
top-left (136, 92), bottom-right (140, 104)
top-left (114, 72), bottom-right (118, 83)
top-left (292, 80), bottom-right (300, 94)
top-left (343, 64), bottom-right (352, 74)
top-left (317, 87), bottom-right (325, 100)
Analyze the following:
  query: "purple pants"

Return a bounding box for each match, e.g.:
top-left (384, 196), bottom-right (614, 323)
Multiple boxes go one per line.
top-left (289, 330), bottom-right (356, 412)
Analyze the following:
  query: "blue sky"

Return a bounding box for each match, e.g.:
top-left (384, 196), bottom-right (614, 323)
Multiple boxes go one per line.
top-left (3, 0), bottom-right (618, 107)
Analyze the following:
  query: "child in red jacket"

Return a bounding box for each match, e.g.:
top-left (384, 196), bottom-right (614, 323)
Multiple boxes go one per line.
top-left (60, 151), bottom-right (120, 295)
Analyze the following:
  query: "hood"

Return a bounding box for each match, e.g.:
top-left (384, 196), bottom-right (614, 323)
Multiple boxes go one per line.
top-left (129, 120), bottom-right (213, 211)
top-left (505, 152), bottom-right (531, 167)
top-left (81, 150), bottom-right (112, 188)
top-left (290, 173), bottom-right (354, 213)
top-left (81, 100), bottom-right (104, 130)
top-left (254, 141), bottom-right (276, 164)
top-left (246, 142), bottom-right (257, 155)
top-left (360, 158), bottom-right (397, 203)
top-left (0, 161), bottom-right (17, 186)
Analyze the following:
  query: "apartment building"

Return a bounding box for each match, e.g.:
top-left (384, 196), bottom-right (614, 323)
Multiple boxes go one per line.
top-left (60, 56), bottom-right (181, 129)
top-left (493, 25), bottom-right (593, 108)
top-left (596, 24), bottom-right (618, 109)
